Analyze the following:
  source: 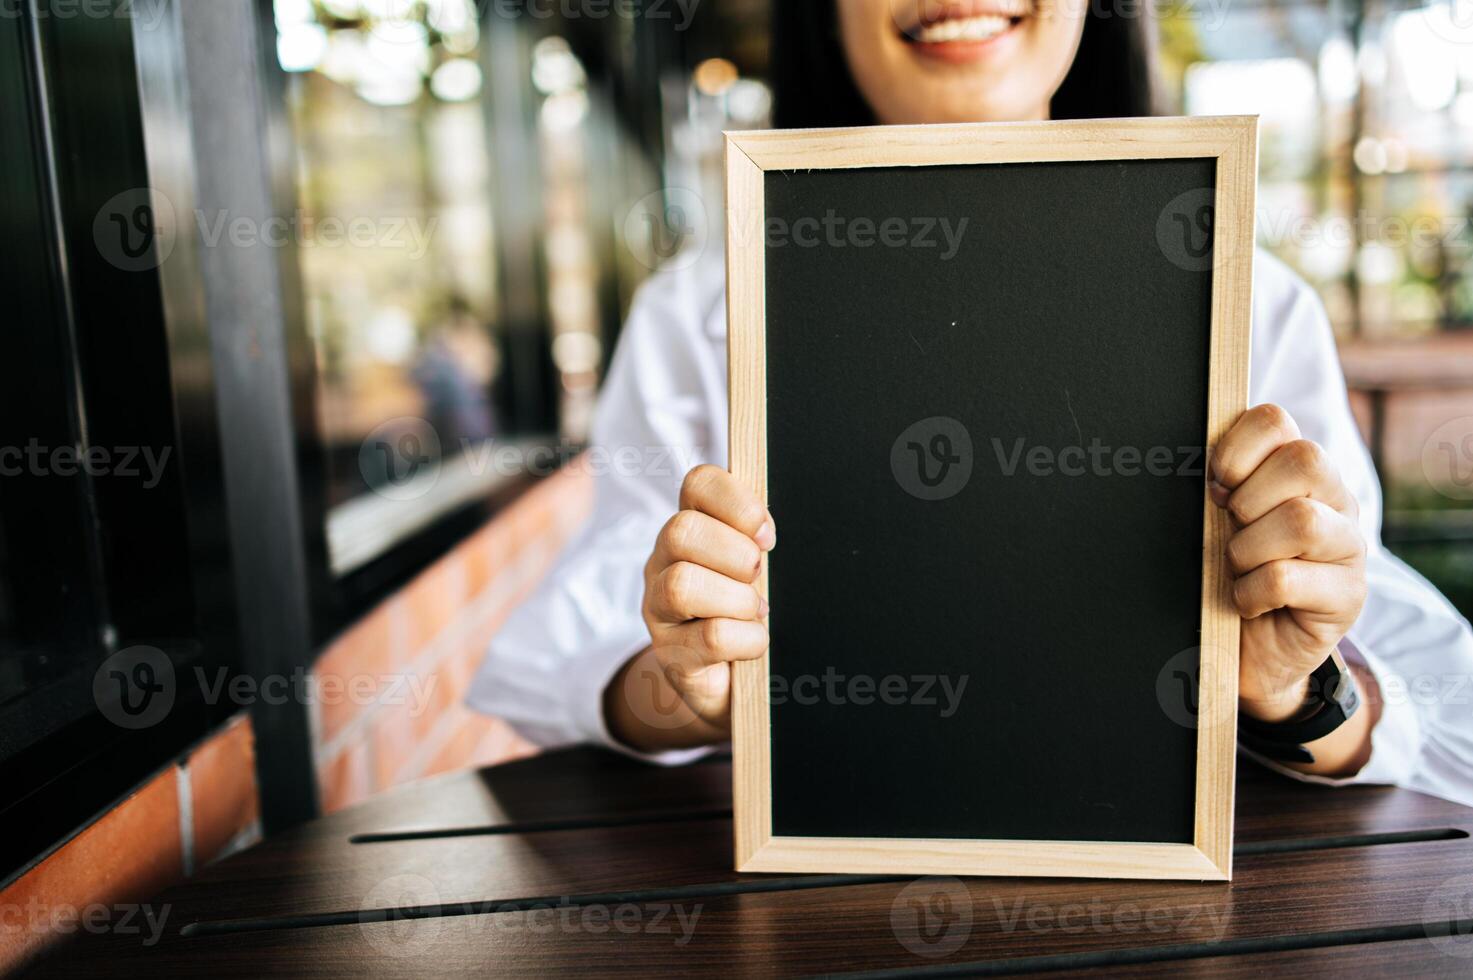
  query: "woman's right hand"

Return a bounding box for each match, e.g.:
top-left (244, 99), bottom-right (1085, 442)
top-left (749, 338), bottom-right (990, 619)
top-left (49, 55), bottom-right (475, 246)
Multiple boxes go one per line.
top-left (604, 465), bottom-right (775, 752)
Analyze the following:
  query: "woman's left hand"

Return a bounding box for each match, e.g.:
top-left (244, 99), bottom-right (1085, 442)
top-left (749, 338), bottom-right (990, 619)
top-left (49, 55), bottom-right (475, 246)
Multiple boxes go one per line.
top-left (1209, 404), bottom-right (1369, 725)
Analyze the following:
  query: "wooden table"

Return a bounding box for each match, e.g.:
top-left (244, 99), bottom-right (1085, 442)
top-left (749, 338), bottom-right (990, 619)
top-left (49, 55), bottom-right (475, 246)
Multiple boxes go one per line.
top-left (39, 748), bottom-right (1473, 977)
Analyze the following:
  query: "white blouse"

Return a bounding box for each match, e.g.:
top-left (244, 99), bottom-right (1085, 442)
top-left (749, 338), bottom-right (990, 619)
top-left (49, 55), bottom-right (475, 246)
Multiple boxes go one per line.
top-left (468, 246), bottom-right (1473, 807)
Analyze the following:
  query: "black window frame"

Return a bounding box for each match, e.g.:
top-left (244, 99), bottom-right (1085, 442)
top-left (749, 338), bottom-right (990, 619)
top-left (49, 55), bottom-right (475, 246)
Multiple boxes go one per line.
top-left (0, 0), bottom-right (245, 888)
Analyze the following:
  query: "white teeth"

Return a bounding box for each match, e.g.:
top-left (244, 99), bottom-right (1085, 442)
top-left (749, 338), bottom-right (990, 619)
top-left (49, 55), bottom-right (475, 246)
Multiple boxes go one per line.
top-left (913, 14), bottom-right (1014, 43)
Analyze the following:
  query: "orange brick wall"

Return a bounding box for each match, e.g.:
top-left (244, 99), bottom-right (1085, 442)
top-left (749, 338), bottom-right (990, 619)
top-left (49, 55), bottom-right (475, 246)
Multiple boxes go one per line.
top-left (0, 465), bottom-right (592, 973)
top-left (311, 463), bottom-right (594, 813)
top-left (0, 714), bottom-right (261, 974)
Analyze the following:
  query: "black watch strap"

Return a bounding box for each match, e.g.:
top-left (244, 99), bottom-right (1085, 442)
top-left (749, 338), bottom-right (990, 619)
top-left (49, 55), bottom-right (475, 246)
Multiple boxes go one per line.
top-left (1238, 652), bottom-right (1360, 765)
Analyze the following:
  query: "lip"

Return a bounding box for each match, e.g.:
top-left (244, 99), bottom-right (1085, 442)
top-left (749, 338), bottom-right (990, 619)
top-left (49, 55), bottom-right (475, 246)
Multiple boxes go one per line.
top-left (897, 1), bottom-right (1031, 63)
top-left (897, 0), bottom-right (1032, 35)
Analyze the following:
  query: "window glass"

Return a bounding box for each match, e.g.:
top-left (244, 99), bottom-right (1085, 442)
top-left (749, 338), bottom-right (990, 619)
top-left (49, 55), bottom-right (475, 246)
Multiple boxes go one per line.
top-left (1166, 0), bottom-right (1473, 614)
top-left (275, 0), bottom-right (640, 575)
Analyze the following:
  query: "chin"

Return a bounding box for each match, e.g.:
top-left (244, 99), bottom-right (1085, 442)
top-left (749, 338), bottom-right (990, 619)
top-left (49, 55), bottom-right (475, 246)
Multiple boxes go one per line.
top-left (867, 74), bottom-right (1046, 126)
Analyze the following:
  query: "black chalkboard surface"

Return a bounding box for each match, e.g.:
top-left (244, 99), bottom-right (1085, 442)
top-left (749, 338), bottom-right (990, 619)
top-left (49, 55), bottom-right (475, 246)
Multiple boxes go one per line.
top-left (726, 119), bottom-right (1257, 881)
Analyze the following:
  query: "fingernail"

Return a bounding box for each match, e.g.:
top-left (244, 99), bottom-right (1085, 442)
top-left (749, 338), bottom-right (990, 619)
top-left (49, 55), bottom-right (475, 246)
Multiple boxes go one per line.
top-left (755, 520), bottom-right (776, 551)
top-left (1208, 480), bottom-right (1230, 507)
top-left (758, 597), bottom-right (770, 619)
top-left (1207, 449), bottom-right (1220, 482)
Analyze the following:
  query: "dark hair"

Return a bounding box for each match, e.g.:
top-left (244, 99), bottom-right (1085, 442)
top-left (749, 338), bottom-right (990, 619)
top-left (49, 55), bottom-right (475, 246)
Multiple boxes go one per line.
top-left (771, 2), bottom-right (1161, 129)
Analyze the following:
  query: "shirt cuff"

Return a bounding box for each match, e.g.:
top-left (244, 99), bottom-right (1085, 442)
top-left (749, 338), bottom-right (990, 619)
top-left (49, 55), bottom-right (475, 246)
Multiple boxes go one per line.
top-left (1342, 634), bottom-right (1423, 784)
top-left (1240, 637), bottom-right (1423, 789)
top-left (568, 639), bottom-right (721, 768)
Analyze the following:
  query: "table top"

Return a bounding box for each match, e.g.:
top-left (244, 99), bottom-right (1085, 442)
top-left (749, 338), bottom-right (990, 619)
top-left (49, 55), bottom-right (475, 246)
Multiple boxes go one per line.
top-left (39, 748), bottom-right (1473, 977)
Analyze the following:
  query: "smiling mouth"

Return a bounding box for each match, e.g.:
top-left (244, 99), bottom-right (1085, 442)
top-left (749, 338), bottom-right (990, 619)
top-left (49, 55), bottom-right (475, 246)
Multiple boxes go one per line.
top-left (899, 3), bottom-right (1031, 58)
top-left (910, 13), bottom-right (1020, 44)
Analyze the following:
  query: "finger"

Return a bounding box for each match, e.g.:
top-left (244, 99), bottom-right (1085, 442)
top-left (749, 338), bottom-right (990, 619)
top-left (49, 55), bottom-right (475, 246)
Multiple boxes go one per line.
top-left (1226, 497), bottom-right (1365, 575)
top-left (1232, 559), bottom-right (1364, 621)
top-left (651, 510), bottom-right (763, 583)
top-left (1225, 439), bottom-right (1357, 526)
top-left (680, 465), bottom-right (775, 549)
top-left (647, 561), bottom-right (765, 624)
top-left (661, 618), bottom-right (770, 666)
top-left (1210, 404), bottom-right (1301, 494)
top-left (645, 647), bottom-right (729, 720)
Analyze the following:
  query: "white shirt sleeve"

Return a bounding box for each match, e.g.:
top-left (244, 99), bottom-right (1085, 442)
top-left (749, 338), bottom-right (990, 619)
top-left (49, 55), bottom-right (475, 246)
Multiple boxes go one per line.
top-left (1246, 251), bottom-right (1473, 806)
top-left (465, 254), bottom-right (730, 765)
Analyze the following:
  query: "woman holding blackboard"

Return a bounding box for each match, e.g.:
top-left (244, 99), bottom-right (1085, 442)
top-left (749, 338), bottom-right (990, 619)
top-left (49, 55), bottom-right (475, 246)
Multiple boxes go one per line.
top-left (470, 1), bottom-right (1473, 805)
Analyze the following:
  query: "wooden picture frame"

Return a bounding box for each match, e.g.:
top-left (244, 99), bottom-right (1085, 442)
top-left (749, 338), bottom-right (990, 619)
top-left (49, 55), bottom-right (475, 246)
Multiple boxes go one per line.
top-left (725, 117), bottom-right (1257, 882)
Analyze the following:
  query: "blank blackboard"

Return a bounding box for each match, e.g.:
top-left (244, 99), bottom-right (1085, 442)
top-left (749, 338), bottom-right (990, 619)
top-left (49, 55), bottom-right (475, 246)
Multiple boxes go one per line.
top-left (726, 119), bottom-right (1257, 881)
